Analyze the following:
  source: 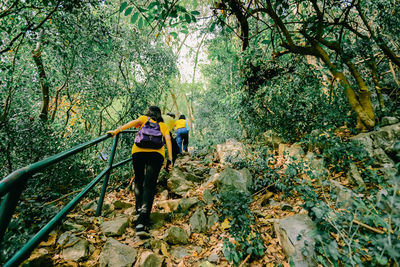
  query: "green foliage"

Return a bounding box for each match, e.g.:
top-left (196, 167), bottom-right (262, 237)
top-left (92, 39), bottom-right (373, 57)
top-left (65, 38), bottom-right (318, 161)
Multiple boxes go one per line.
top-left (240, 53), bottom-right (353, 142)
top-left (215, 190), bottom-right (264, 266)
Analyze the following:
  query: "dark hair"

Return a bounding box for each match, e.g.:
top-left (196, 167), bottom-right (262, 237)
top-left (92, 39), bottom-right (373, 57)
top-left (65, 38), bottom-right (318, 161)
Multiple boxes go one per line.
top-left (179, 114), bottom-right (186, 120)
top-left (146, 106), bottom-right (163, 122)
top-left (167, 112), bottom-right (176, 118)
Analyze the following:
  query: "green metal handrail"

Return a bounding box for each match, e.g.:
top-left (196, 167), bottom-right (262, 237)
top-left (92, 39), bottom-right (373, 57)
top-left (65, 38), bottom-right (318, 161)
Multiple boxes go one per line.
top-left (0, 130), bottom-right (137, 267)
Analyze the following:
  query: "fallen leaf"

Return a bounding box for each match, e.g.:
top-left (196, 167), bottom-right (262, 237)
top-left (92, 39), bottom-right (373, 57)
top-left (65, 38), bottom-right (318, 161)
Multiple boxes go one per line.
top-left (39, 233), bottom-right (57, 247)
top-left (220, 218), bottom-right (231, 230)
top-left (161, 242), bottom-right (169, 257)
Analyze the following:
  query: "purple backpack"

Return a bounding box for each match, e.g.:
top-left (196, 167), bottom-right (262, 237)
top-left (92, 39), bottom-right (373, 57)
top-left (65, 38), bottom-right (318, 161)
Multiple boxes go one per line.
top-left (134, 117), bottom-right (164, 149)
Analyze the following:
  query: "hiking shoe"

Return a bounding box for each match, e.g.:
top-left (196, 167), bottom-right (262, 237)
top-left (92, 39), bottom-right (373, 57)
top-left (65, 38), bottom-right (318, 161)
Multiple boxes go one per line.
top-left (135, 224), bottom-right (150, 239)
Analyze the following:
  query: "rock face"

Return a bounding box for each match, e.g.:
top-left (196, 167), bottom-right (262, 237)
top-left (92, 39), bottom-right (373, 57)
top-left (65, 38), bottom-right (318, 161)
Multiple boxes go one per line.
top-left (167, 168), bottom-right (194, 196)
top-left (61, 235), bottom-right (89, 261)
top-left (216, 139), bottom-right (245, 164)
top-left (166, 226), bottom-right (188, 245)
top-left (99, 238), bottom-right (137, 267)
top-left (274, 214), bottom-right (316, 267)
top-left (350, 122), bottom-right (400, 179)
top-left (189, 208), bottom-right (207, 233)
top-left (100, 215), bottom-right (130, 236)
top-left (215, 167), bottom-right (252, 195)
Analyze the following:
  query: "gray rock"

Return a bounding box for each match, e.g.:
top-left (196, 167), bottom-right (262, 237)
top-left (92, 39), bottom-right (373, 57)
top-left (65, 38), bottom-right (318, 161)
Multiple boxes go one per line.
top-left (150, 212), bottom-right (169, 229)
top-left (100, 215), bottom-right (130, 236)
top-left (381, 116), bottom-right (399, 126)
top-left (350, 133), bottom-right (374, 156)
top-left (199, 262), bottom-right (215, 267)
top-left (190, 209), bottom-right (207, 233)
top-left (166, 226), bottom-right (188, 245)
top-left (185, 172), bottom-right (203, 183)
top-left (167, 168), bottom-right (194, 196)
top-left (207, 252), bottom-right (219, 263)
top-left (215, 167), bottom-right (252, 195)
top-left (330, 180), bottom-right (354, 208)
top-left (203, 189), bottom-right (213, 205)
top-left (305, 152), bottom-right (327, 178)
top-left (274, 214), bottom-right (316, 267)
top-left (63, 221), bottom-right (85, 232)
top-left (372, 148), bottom-right (395, 167)
top-left (209, 168), bottom-right (217, 177)
top-left (371, 127), bottom-right (394, 151)
top-left (113, 200), bottom-right (133, 210)
top-left (62, 236), bottom-right (89, 261)
top-left (207, 212), bottom-right (219, 228)
top-left (262, 130), bottom-right (283, 149)
top-left (135, 251), bottom-right (163, 267)
top-left (99, 238), bottom-right (137, 267)
top-left (216, 139), bottom-right (245, 164)
top-left (283, 144), bottom-right (305, 161)
top-left (57, 231), bottom-right (72, 246)
top-left (171, 246), bottom-right (189, 259)
top-left (157, 199), bottom-right (180, 212)
top-left (347, 162), bottom-right (365, 188)
top-left (178, 197), bottom-right (200, 212)
top-left (82, 201), bottom-right (97, 211)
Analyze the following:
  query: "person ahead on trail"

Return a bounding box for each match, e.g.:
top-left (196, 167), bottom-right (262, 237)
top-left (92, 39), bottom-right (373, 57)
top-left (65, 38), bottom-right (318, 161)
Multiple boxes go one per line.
top-left (107, 106), bottom-right (173, 237)
top-left (174, 114), bottom-right (189, 154)
top-left (162, 112), bottom-right (179, 167)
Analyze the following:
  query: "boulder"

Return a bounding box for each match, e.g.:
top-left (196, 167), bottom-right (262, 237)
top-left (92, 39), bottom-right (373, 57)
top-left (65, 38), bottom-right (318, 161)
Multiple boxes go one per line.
top-left (207, 212), bottom-right (219, 228)
top-left (189, 209), bottom-right (207, 233)
top-left (283, 144), bottom-right (305, 161)
top-left (350, 133), bottom-right (374, 156)
top-left (171, 247), bottom-right (190, 259)
top-left (63, 221), bottom-right (85, 232)
top-left (304, 152), bottom-right (327, 178)
top-left (208, 252), bottom-right (219, 263)
top-left (199, 262), bottom-right (215, 267)
top-left (178, 197), bottom-right (200, 212)
top-left (167, 168), bottom-right (194, 196)
top-left (113, 200), bottom-right (133, 210)
top-left (330, 180), bottom-right (354, 208)
top-left (346, 162), bottom-right (365, 188)
top-left (216, 139), bottom-right (245, 164)
top-left (99, 238), bottom-right (137, 267)
top-left (62, 235), bottom-right (89, 261)
top-left (381, 116), bottom-right (399, 126)
top-left (372, 148), bottom-right (395, 168)
top-left (215, 167), bottom-right (252, 195)
top-left (203, 189), bottom-right (214, 205)
top-left (135, 251), bottom-right (163, 267)
top-left (157, 197), bottom-right (199, 213)
top-left (166, 226), bottom-right (188, 245)
top-left (100, 215), bottom-right (130, 236)
top-left (149, 212), bottom-right (169, 229)
top-left (262, 130), bottom-right (283, 149)
top-left (274, 214), bottom-right (316, 267)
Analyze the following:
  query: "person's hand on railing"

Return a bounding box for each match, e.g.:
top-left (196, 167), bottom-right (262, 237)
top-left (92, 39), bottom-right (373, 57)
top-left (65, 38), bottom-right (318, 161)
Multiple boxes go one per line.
top-left (107, 128), bottom-right (121, 137)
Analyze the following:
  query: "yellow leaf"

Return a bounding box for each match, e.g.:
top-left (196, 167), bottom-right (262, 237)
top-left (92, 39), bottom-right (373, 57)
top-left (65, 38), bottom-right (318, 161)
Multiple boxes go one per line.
top-left (39, 233), bottom-right (57, 247)
top-left (220, 218), bottom-right (231, 230)
top-left (161, 242), bottom-right (169, 257)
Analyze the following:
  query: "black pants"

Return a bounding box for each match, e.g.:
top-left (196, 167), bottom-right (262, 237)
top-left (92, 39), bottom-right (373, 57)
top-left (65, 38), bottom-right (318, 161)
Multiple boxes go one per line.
top-left (171, 136), bottom-right (179, 166)
top-left (132, 152), bottom-right (164, 226)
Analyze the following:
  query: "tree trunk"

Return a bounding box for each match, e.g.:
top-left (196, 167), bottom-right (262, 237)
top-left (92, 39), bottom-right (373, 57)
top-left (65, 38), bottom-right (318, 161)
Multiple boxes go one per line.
top-left (32, 36), bottom-right (50, 121)
top-left (314, 44), bottom-right (375, 130)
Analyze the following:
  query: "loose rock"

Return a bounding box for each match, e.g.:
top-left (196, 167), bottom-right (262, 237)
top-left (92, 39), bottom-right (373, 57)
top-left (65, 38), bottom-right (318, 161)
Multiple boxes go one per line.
top-left (166, 226), bottom-right (188, 245)
top-left (99, 238), bottom-right (137, 267)
top-left (100, 215), bottom-right (130, 236)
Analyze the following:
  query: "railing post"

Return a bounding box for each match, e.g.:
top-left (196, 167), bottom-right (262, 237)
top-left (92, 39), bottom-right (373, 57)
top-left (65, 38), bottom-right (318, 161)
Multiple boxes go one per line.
top-left (96, 134), bottom-right (120, 216)
top-left (0, 177), bottom-right (27, 245)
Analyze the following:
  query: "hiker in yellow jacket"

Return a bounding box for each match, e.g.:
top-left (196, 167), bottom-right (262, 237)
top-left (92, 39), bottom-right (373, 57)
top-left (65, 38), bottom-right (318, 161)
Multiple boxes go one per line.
top-left (107, 106), bottom-right (172, 237)
top-left (174, 114), bottom-right (190, 154)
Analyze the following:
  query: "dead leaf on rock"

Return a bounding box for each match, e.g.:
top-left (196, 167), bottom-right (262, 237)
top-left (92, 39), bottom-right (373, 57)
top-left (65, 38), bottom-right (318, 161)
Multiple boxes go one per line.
top-left (39, 233), bottom-right (57, 247)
